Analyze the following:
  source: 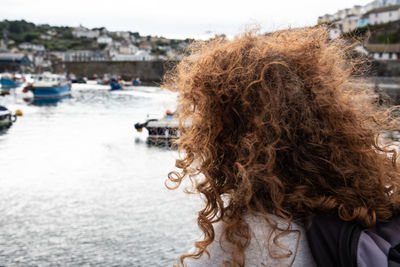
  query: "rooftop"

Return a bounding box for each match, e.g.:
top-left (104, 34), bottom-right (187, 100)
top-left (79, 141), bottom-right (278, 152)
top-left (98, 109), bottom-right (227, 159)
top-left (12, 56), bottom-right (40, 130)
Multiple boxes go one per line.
top-left (364, 4), bottom-right (400, 16)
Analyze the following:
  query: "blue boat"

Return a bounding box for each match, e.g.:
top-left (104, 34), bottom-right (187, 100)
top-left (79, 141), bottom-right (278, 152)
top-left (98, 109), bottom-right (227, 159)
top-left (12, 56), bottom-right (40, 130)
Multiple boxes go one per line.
top-left (110, 82), bottom-right (122, 90)
top-left (1, 75), bottom-right (24, 94)
top-left (23, 73), bottom-right (71, 99)
top-left (133, 78), bottom-right (141, 86)
top-left (109, 78), bottom-right (123, 90)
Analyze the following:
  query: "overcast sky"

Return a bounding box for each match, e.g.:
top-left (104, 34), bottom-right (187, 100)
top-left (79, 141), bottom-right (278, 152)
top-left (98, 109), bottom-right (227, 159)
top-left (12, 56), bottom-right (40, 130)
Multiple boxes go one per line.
top-left (0, 0), bottom-right (373, 39)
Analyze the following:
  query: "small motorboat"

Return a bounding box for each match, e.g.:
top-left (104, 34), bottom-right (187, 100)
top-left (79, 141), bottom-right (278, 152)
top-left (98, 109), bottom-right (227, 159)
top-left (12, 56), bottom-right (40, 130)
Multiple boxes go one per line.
top-left (0, 106), bottom-right (18, 130)
top-left (110, 81), bottom-right (123, 90)
top-left (110, 78), bottom-right (123, 91)
top-left (135, 110), bottom-right (180, 145)
top-left (1, 74), bottom-right (25, 94)
top-left (23, 73), bottom-right (71, 99)
top-left (133, 78), bottom-right (141, 86)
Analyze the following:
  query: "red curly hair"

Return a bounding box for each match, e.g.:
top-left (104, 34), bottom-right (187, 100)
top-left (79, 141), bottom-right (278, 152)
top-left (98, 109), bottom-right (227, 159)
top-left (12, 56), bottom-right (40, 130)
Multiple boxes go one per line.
top-left (164, 27), bottom-right (400, 266)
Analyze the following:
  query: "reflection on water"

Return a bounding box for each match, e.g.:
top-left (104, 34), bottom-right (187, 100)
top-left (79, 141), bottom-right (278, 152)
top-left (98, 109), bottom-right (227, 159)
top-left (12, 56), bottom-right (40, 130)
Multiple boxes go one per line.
top-left (0, 87), bottom-right (200, 266)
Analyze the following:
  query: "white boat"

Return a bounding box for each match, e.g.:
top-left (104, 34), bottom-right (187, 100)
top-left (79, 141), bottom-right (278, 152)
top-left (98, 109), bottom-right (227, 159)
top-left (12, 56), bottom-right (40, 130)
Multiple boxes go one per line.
top-left (0, 106), bottom-right (16, 129)
top-left (23, 73), bottom-right (71, 99)
top-left (135, 112), bottom-right (180, 145)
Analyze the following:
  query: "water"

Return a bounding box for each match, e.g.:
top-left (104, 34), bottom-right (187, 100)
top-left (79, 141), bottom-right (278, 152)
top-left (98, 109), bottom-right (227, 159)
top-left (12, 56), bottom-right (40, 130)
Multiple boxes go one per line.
top-left (0, 85), bottom-right (201, 266)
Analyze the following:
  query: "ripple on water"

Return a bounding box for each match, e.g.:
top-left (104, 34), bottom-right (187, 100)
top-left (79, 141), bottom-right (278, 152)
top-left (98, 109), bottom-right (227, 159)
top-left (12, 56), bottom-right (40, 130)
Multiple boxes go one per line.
top-left (0, 88), bottom-right (200, 266)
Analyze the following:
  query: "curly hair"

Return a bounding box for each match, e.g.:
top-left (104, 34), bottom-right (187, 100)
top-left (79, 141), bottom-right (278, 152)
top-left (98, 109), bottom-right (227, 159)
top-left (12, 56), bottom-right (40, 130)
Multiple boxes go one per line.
top-left (164, 27), bottom-right (400, 266)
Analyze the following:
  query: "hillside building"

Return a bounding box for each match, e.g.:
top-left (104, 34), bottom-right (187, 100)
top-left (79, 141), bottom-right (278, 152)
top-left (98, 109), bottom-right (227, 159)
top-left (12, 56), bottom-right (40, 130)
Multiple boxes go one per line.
top-left (366, 5), bottom-right (400, 25)
top-left (72, 26), bottom-right (100, 39)
top-left (364, 44), bottom-right (400, 60)
top-left (97, 35), bottom-right (112, 44)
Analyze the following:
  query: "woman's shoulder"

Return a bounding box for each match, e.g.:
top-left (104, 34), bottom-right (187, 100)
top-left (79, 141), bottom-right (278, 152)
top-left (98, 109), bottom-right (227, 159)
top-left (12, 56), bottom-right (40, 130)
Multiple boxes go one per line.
top-left (183, 214), bottom-right (317, 267)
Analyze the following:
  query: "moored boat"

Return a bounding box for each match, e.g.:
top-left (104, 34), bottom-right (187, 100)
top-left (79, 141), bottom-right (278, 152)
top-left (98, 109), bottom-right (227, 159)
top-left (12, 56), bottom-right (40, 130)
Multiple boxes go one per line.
top-left (23, 73), bottom-right (71, 99)
top-left (110, 80), bottom-right (123, 90)
top-left (135, 111), bottom-right (180, 145)
top-left (1, 74), bottom-right (25, 94)
top-left (0, 106), bottom-right (17, 130)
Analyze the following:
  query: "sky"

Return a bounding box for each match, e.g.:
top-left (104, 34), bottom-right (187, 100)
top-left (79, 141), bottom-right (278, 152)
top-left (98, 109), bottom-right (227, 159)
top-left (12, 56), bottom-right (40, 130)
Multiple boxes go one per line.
top-left (0, 0), bottom-right (373, 39)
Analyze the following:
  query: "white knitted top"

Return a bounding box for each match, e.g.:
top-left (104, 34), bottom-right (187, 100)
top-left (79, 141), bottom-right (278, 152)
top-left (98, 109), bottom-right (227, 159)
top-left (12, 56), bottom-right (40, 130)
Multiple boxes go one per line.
top-left (183, 215), bottom-right (317, 267)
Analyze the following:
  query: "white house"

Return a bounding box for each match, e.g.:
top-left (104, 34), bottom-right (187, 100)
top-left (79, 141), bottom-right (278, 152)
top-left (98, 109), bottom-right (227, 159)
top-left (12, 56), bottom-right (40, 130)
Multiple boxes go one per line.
top-left (72, 26), bottom-right (100, 38)
top-left (131, 44), bottom-right (139, 54)
top-left (364, 44), bottom-right (400, 60)
top-left (97, 35), bottom-right (112, 44)
top-left (362, 0), bottom-right (400, 14)
top-left (341, 15), bottom-right (360, 32)
top-left (114, 31), bottom-right (130, 40)
top-left (0, 39), bottom-right (7, 52)
top-left (318, 14), bottom-right (334, 24)
top-left (18, 42), bottom-right (45, 52)
top-left (367, 5), bottom-right (400, 25)
top-left (63, 50), bottom-right (92, 61)
top-left (111, 50), bottom-right (152, 61)
top-left (62, 50), bottom-right (106, 62)
top-left (318, 4), bottom-right (362, 35)
top-left (134, 50), bottom-right (152, 61)
top-left (119, 45), bottom-right (131, 54)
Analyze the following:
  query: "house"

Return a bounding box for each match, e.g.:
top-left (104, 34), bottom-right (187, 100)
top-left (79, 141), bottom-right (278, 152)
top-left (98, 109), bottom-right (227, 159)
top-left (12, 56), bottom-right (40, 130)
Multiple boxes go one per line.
top-left (318, 5), bottom-right (362, 35)
top-left (129, 44), bottom-right (139, 54)
top-left (0, 53), bottom-right (32, 72)
top-left (318, 14), bottom-right (334, 24)
top-left (111, 50), bottom-right (152, 61)
top-left (114, 31), bottom-right (130, 40)
top-left (365, 5), bottom-right (400, 25)
top-left (18, 43), bottom-right (46, 52)
top-left (33, 55), bottom-right (51, 68)
top-left (362, 0), bottom-right (400, 14)
top-left (72, 26), bottom-right (100, 38)
top-left (139, 41), bottom-right (152, 52)
top-left (97, 35), bottom-right (112, 44)
top-left (134, 50), bottom-right (152, 61)
top-left (364, 44), bottom-right (400, 60)
top-left (118, 44), bottom-right (139, 54)
top-left (0, 40), bottom-right (7, 52)
top-left (62, 50), bottom-right (106, 62)
top-left (40, 34), bottom-right (52, 40)
top-left (357, 15), bottom-right (370, 28)
top-left (341, 15), bottom-right (360, 32)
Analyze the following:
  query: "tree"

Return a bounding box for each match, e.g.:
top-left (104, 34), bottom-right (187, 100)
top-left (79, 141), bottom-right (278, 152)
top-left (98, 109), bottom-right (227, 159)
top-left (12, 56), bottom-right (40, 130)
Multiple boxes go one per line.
top-left (24, 32), bottom-right (40, 42)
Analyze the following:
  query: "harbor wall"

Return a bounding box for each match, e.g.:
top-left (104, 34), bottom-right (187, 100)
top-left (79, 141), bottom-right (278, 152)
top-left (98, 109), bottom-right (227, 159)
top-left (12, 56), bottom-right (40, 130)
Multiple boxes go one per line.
top-left (60, 59), bottom-right (400, 83)
top-left (370, 60), bottom-right (400, 76)
top-left (63, 61), bottom-right (178, 83)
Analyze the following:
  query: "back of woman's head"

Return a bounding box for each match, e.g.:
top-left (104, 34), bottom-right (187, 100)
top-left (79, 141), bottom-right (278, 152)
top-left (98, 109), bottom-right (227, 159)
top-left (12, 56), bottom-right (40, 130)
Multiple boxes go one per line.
top-left (165, 26), bottom-right (400, 266)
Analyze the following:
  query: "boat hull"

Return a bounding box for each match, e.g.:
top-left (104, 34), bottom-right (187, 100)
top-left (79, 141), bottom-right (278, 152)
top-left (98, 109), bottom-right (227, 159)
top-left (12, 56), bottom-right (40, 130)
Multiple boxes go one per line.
top-left (1, 77), bottom-right (21, 89)
top-left (0, 109), bottom-right (14, 130)
top-left (110, 82), bottom-right (122, 90)
top-left (31, 84), bottom-right (71, 99)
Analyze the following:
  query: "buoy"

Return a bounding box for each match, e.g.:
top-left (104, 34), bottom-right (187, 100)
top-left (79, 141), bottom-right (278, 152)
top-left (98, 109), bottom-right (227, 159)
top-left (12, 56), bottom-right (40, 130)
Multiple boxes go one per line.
top-left (15, 109), bottom-right (23, 116)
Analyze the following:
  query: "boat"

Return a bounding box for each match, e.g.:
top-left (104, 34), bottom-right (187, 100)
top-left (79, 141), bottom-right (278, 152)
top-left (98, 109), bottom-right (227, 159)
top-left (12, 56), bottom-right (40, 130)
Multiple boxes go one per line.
top-left (1, 74), bottom-right (25, 94)
top-left (0, 106), bottom-right (17, 130)
top-left (134, 110), bottom-right (180, 145)
top-left (23, 73), bottom-right (71, 99)
top-left (110, 79), bottom-right (123, 90)
top-left (109, 77), bottom-right (142, 91)
top-left (133, 78), bottom-right (141, 86)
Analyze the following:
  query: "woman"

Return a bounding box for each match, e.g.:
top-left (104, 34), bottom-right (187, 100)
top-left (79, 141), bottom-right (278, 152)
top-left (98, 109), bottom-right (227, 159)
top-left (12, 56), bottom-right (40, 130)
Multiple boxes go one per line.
top-left (165, 27), bottom-right (400, 266)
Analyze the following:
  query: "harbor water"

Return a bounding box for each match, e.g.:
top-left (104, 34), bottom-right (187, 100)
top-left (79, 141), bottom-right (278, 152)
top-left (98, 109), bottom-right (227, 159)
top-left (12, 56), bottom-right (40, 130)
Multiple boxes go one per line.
top-left (0, 85), bottom-right (201, 266)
